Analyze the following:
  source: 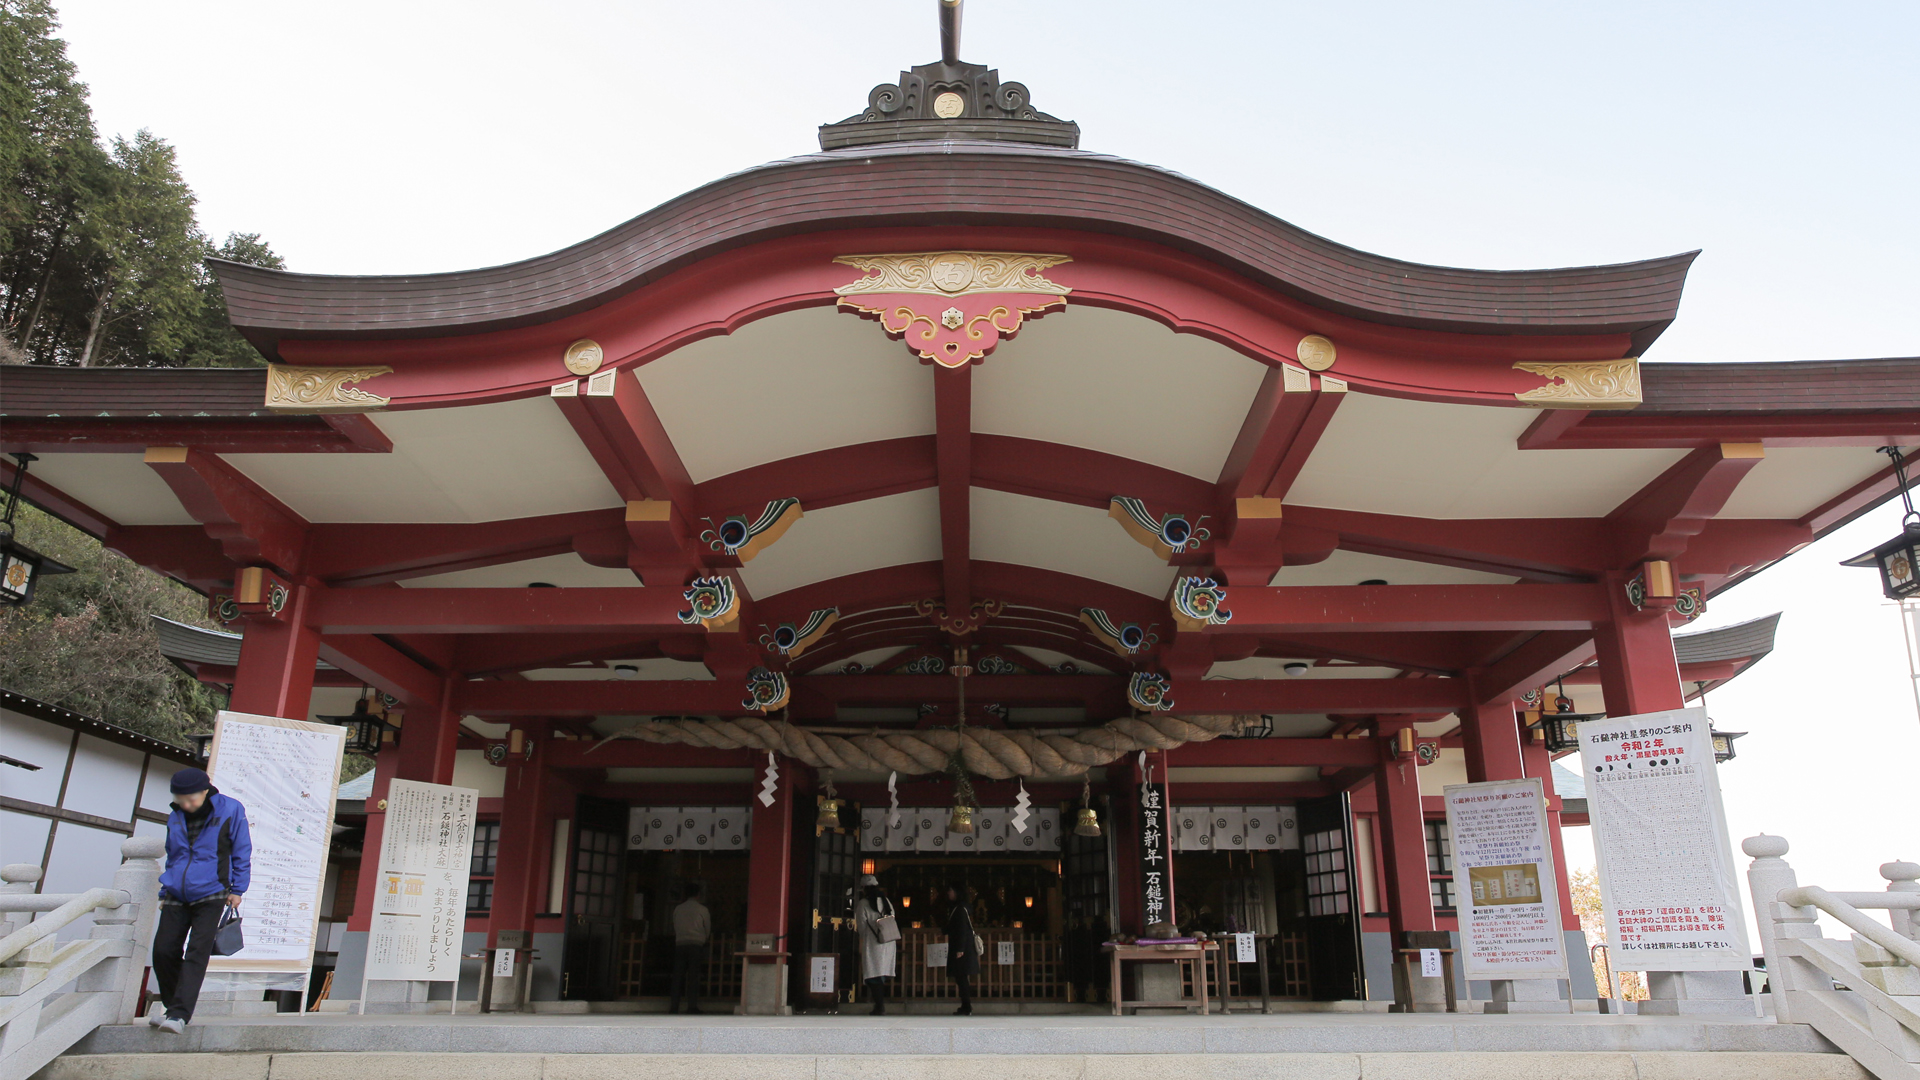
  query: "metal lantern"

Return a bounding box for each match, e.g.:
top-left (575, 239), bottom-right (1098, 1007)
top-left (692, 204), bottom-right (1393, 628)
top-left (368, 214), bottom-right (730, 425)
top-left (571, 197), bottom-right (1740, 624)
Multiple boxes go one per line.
top-left (1843, 447), bottom-right (1920, 599)
top-left (1540, 712), bottom-right (1604, 753)
top-left (0, 454), bottom-right (76, 607)
top-left (1710, 729), bottom-right (1745, 763)
top-left (817, 798), bottom-right (843, 832)
top-left (318, 695), bottom-right (391, 755)
top-left (187, 733), bottom-right (214, 761)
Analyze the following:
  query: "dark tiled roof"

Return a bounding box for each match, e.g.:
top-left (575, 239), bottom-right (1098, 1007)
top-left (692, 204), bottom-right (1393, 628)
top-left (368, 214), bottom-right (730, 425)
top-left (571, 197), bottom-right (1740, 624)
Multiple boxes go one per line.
top-left (152, 616), bottom-right (336, 671)
top-left (1672, 612), bottom-right (1782, 665)
top-left (212, 143), bottom-right (1698, 351)
top-left (0, 366), bottom-right (271, 417)
top-left (1642, 358), bottom-right (1920, 413)
top-left (0, 687), bottom-right (199, 762)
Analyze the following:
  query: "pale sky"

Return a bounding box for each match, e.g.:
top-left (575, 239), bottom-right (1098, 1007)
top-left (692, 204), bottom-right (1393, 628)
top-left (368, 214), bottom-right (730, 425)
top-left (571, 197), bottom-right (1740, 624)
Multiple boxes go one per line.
top-left (54, 1), bottom-right (1920, 938)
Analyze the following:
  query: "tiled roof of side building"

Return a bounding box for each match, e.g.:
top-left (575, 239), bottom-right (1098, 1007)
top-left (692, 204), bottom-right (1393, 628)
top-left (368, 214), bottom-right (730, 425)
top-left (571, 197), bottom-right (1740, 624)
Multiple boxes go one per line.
top-left (0, 365), bottom-right (271, 417)
top-left (1641, 358), bottom-right (1920, 413)
top-left (1671, 612), bottom-right (1782, 667)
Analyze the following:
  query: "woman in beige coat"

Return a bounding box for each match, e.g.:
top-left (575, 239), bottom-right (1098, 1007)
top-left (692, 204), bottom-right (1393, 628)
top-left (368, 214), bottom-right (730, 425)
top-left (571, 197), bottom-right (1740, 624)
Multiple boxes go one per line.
top-left (852, 874), bottom-right (898, 1015)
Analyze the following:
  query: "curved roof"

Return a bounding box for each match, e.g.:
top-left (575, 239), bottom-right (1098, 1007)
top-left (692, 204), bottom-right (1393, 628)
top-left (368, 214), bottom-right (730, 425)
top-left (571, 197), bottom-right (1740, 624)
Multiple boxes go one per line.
top-left (212, 141), bottom-right (1697, 354)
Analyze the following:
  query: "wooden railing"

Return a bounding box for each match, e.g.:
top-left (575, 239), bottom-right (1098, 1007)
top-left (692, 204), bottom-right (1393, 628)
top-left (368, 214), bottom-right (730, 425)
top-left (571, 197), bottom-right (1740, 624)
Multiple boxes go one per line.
top-left (894, 928), bottom-right (1060, 1000)
top-left (617, 930), bottom-right (743, 1001)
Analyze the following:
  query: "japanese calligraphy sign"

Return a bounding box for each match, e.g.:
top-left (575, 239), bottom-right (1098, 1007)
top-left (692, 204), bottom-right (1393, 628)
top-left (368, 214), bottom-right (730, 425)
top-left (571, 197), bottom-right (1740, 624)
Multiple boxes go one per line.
top-left (1578, 707), bottom-right (1747, 971)
top-left (204, 711), bottom-right (345, 973)
top-left (1443, 777), bottom-right (1569, 980)
top-left (364, 778), bottom-right (478, 983)
top-left (1137, 778), bottom-right (1173, 929)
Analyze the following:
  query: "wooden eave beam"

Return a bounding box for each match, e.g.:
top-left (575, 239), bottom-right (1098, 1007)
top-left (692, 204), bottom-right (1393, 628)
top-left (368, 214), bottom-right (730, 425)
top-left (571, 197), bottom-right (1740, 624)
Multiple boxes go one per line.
top-left (307, 586), bottom-right (689, 634)
top-left (318, 634), bottom-right (446, 709)
top-left (143, 446), bottom-right (309, 575)
top-left (305, 509), bottom-right (623, 587)
top-left (1520, 411), bottom-right (1920, 450)
top-left (1606, 442), bottom-right (1766, 564)
top-left (2, 416), bottom-right (391, 455)
top-left (1214, 583), bottom-right (1609, 633)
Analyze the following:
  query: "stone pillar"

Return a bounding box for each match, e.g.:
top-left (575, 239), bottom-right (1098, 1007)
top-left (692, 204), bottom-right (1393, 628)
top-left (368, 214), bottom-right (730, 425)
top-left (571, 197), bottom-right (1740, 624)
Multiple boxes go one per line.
top-left (1460, 696), bottom-right (1525, 783)
top-left (740, 753), bottom-right (794, 1015)
top-left (1640, 970), bottom-right (1750, 1015)
top-left (1374, 729), bottom-right (1442, 1011)
top-left (486, 724), bottom-right (552, 1010)
top-left (77, 838), bottom-right (164, 1023)
top-left (229, 583), bottom-right (320, 719)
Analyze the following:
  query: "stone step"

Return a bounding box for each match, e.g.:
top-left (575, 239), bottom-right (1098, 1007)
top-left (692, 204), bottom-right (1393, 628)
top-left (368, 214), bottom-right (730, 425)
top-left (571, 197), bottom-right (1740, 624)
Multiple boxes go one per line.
top-left (66, 1015), bottom-right (1841, 1057)
top-left (35, 1050), bottom-right (1871, 1080)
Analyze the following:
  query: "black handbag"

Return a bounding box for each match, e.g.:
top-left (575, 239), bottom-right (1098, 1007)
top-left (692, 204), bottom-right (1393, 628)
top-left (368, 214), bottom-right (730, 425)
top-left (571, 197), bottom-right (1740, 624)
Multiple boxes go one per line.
top-left (212, 904), bottom-right (245, 956)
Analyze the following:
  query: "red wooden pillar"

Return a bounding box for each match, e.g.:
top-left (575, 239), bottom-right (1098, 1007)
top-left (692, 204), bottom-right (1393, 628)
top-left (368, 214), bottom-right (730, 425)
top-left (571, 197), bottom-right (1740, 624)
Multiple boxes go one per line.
top-left (346, 742), bottom-right (403, 935)
top-left (745, 754), bottom-right (795, 941)
top-left (230, 582), bottom-right (320, 719)
top-left (489, 722), bottom-right (553, 947)
top-left (393, 674), bottom-right (462, 785)
top-left (1521, 741), bottom-right (1580, 931)
top-left (1594, 574), bottom-right (1686, 716)
top-left (1460, 697), bottom-right (1525, 783)
top-left (1372, 730), bottom-right (1435, 937)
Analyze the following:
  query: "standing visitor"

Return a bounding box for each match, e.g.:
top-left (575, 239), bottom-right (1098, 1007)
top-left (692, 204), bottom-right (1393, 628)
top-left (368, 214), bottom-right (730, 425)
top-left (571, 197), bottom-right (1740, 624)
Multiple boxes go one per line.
top-left (944, 880), bottom-right (978, 1016)
top-left (669, 882), bottom-right (711, 1014)
top-left (853, 874), bottom-right (898, 1015)
top-left (149, 767), bottom-right (250, 1034)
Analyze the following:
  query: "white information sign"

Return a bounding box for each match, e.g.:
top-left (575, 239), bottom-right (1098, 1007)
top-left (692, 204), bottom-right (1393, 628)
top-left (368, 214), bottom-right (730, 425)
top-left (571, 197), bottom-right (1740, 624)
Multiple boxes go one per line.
top-left (997, 940), bottom-right (1016, 966)
top-left (205, 711), bottom-right (345, 973)
top-left (1578, 707), bottom-right (1748, 971)
top-left (925, 941), bottom-right (949, 967)
top-left (809, 954), bottom-right (836, 993)
top-left (1234, 932), bottom-right (1256, 963)
top-left (1420, 948), bottom-right (1443, 978)
top-left (1443, 777), bottom-right (1570, 979)
top-left (364, 779), bottom-right (478, 984)
top-left (493, 948), bottom-right (516, 978)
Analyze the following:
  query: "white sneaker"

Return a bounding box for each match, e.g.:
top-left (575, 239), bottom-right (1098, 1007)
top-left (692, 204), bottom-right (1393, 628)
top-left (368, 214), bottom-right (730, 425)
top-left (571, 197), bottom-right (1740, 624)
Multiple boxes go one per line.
top-left (156, 1017), bottom-right (186, 1035)
top-left (147, 1010), bottom-right (163, 1028)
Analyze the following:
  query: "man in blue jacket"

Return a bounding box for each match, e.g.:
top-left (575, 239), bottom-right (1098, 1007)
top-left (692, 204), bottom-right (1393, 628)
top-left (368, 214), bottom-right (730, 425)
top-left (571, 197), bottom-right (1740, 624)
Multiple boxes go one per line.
top-left (149, 767), bottom-right (250, 1034)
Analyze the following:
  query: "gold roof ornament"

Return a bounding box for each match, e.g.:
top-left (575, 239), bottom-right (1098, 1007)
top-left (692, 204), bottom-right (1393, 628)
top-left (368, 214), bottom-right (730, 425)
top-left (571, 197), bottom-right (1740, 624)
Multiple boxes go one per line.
top-left (1513, 358), bottom-right (1643, 409)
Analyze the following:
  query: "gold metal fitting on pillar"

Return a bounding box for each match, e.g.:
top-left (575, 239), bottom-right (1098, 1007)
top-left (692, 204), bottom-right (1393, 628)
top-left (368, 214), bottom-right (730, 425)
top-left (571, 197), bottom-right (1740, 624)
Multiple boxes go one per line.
top-left (1395, 727), bottom-right (1416, 757)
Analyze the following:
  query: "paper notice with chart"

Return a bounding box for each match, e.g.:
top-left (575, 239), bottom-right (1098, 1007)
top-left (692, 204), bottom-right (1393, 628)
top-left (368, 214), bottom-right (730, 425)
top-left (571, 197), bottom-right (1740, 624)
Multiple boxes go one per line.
top-left (1444, 777), bottom-right (1569, 979)
top-left (205, 711), bottom-right (345, 972)
top-left (364, 778), bottom-right (478, 983)
top-left (1579, 707), bottom-right (1748, 971)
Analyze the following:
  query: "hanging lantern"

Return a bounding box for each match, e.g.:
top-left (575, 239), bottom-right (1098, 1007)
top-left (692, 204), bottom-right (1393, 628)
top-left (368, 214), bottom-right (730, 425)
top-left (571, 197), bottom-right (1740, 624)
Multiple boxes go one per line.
top-left (817, 768), bottom-right (844, 833)
top-left (0, 454), bottom-right (76, 607)
top-left (1844, 447), bottom-right (1920, 599)
top-left (1710, 729), bottom-right (1745, 763)
top-left (318, 693), bottom-right (392, 755)
top-left (1073, 778), bottom-right (1102, 838)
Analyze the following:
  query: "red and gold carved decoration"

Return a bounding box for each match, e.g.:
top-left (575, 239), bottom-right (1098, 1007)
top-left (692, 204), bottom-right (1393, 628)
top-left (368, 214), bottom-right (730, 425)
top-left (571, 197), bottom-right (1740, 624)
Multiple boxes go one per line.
top-left (833, 251), bottom-right (1071, 368)
top-left (912, 596), bottom-right (1007, 636)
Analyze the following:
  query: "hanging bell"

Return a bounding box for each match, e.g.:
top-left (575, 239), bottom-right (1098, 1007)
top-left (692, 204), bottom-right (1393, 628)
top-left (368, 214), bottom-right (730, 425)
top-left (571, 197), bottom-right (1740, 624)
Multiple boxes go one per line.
top-left (1074, 806), bottom-right (1101, 838)
top-left (817, 797), bottom-right (843, 833)
top-left (948, 804), bottom-right (976, 833)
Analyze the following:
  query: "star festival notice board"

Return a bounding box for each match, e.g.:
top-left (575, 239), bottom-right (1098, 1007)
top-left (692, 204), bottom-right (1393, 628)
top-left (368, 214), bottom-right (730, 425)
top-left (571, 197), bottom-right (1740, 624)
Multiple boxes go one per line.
top-left (1578, 707), bottom-right (1749, 971)
top-left (364, 779), bottom-right (478, 985)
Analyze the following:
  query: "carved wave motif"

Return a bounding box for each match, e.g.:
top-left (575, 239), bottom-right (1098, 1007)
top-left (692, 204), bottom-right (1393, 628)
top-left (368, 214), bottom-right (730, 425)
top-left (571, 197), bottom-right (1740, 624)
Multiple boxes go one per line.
top-left (1513, 359), bottom-right (1642, 409)
top-left (833, 251), bottom-right (1072, 297)
top-left (264, 364), bottom-right (394, 413)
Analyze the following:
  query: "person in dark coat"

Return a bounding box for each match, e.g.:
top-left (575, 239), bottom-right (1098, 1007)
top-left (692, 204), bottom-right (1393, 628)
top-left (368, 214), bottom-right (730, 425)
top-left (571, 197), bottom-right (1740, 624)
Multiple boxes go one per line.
top-left (944, 881), bottom-right (979, 1016)
top-left (149, 767), bottom-right (251, 1034)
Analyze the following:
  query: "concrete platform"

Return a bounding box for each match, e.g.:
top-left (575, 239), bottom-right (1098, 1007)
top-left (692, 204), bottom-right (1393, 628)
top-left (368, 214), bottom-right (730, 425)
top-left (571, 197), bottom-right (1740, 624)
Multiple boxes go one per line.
top-left (64, 1011), bottom-right (1842, 1057)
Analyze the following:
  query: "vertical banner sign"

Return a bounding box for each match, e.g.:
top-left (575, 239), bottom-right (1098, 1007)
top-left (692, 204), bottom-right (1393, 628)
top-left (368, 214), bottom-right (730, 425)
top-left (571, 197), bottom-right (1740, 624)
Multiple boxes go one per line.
top-left (1137, 779), bottom-right (1171, 929)
top-left (1443, 777), bottom-right (1570, 979)
top-left (365, 779), bottom-right (479, 984)
top-left (205, 711), bottom-right (345, 974)
top-left (1578, 707), bottom-right (1748, 970)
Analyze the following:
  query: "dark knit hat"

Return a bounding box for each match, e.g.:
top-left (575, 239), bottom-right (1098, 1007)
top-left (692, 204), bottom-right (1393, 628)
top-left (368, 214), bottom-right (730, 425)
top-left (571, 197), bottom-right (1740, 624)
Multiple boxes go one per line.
top-left (170, 767), bottom-right (212, 795)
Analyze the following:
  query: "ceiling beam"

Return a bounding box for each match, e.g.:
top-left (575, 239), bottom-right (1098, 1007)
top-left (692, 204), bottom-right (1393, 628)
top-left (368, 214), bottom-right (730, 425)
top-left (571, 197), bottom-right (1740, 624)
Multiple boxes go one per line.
top-left (143, 446), bottom-right (309, 575)
top-left (1283, 505), bottom-right (1607, 583)
top-left (318, 633), bottom-right (446, 709)
top-left (1520, 411), bottom-right (1920, 450)
top-left (305, 509), bottom-right (623, 587)
top-left (307, 586), bottom-right (688, 634)
top-left (1607, 442), bottom-right (1766, 564)
top-left (935, 364), bottom-right (973, 622)
top-left (1215, 583), bottom-right (1610, 633)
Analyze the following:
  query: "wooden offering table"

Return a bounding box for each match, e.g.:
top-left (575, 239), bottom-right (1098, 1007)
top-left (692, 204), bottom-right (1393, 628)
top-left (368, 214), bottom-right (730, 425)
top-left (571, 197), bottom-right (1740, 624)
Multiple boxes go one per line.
top-left (1103, 940), bottom-right (1217, 1016)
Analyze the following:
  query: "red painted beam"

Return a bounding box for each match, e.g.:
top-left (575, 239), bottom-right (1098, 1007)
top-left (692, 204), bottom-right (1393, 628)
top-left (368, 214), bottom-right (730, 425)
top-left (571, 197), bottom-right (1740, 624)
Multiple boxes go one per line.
top-left (1799, 454), bottom-right (1920, 534)
top-left (1216, 583), bottom-right (1609, 633)
top-left (1217, 367), bottom-right (1344, 502)
top-left (305, 509), bottom-right (622, 587)
top-left (699, 436), bottom-right (936, 513)
top-left (1, 417), bottom-right (388, 454)
top-left (1476, 630), bottom-right (1595, 704)
top-left (543, 741), bottom-right (756, 770)
top-left (1169, 677), bottom-right (1467, 712)
top-left (974, 435), bottom-right (1215, 511)
top-left (1168, 738), bottom-right (1378, 767)
top-left (935, 364), bottom-right (972, 621)
top-left (318, 634), bottom-right (446, 709)
top-left (143, 447), bottom-right (310, 575)
top-left (103, 525), bottom-right (234, 592)
top-left (552, 369), bottom-right (695, 507)
top-left (1283, 505), bottom-right (1607, 583)
top-left (1607, 443), bottom-right (1765, 563)
top-left (1520, 412), bottom-right (1920, 450)
top-left (308, 586), bottom-right (688, 634)
top-left (3, 459), bottom-right (119, 538)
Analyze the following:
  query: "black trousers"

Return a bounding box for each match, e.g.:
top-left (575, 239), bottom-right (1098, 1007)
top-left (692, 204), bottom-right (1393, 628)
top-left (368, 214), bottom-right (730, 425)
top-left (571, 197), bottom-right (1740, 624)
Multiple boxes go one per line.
top-left (152, 899), bottom-right (226, 1022)
top-left (669, 942), bottom-right (707, 1010)
top-left (951, 970), bottom-right (973, 1008)
top-left (865, 975), bottom-right (889, 1010)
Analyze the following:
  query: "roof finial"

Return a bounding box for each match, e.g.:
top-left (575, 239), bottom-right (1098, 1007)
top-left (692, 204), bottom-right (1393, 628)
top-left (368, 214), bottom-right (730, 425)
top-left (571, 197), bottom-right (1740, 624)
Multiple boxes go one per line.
top-left (940, 0), bottom-right (962, 64)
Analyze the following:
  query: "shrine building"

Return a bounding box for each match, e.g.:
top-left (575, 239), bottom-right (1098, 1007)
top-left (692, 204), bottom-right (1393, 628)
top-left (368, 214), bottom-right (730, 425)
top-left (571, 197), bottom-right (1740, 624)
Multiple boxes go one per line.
top-left (4, 3), bottom-right (1917, 1014)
